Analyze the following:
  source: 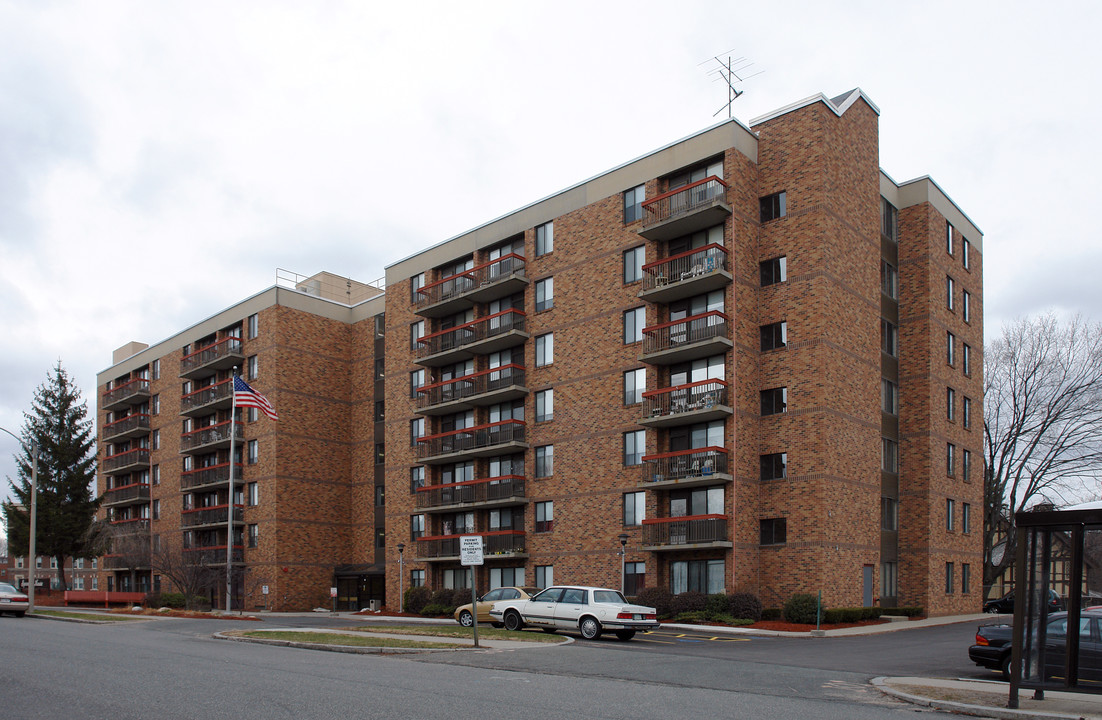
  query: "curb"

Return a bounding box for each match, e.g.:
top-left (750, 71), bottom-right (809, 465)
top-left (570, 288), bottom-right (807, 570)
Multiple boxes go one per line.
top-left (215, 631), bottom-right (467, 655)
top-left (871, 677), bottom-right (1092, 720)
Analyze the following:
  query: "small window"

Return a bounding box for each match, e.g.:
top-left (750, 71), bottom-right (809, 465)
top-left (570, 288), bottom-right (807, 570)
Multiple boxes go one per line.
top-left (962, 563), bottom-right (971, 594)
top-left (375, 358), bottom-right (385, 379)
top-left (535, 445), bottom-right (554, 477)
top-left (375, 528), bottom-right (385, 549)
top-left (882, 438), bottom-right (899, 473)
top-left (881, 379), bottom-right (898, 415)
top-left (760, 191), bottom-right (786, 223)
top-left (535, 277), bottom-right (554, 312)
top-left (760, 387), bottom-right (787, 416)
top-left (535, 501), bottom-right (554, 532)
top-left (947, 332), bottom-right (956, 366)
top-left (535, 333), bottom-right (554, 367)
top-left (151, 394), bottom-right (160, 415)
top-left (535, 222), bottom-right (554, 256)
top-left (410, 569), bottom-right (425, 587)
top-left (410, 272), bottom-right (425, 303)
top-left (946, 276), bottom-right (954, 311)
top-left (947, 443), bottom-right (956, 477)
top-left (410, 418), bottom-right (425, 446)
top-left (410, 369), bottom-right (426, 398)
top-left (882, 320), bottom-right (898, 356)
top-left (247, 355), bottom-right (258, 380)
top-left (963, 239), bottom-right (971, 270)
top-left (945, 562), bottom-right (955, 594)
top-left (247, 439), bottom-right (259, 465)
top-left (881, 261), bottom-right (898, 299)
top-left (962, 343), bottom-right (971, 375)
top-left (881, 197), bottom-right (899, 242)
top-left (247, 313), bottom-right (259, 339)
top-left (375, 485), bottom-right (385, 507)
top-left (760, 321), bottom-right (787, 351)
top-left (624, 185), bottom-right (645, 224)
top-left (152, 359), bottom-right (161, 380)
top-left (623, 307), bottom-right (645, 344)
top-left (946, 387), bottom-right (955, 421)
top-left (410, 320), bottom-right (425, 350)
top-left (623, 368), bottom-right (645, 405)
top-left (374, 400), bottom-right (385, 422)
top-left (152, 465), bottom-right (160, 485)
top-left (946, 221), bottom-right (954, 255)
top-left (152, 499), bottom-right (160, 520)
top-left (962, 291), bottom-right (971, 323)
top-left (248, 524), bottom-right (259, 549)
top-left (963, 449), bottom-right (972, 482)
top-left (623, 430), bottom-right (645, 466)
top-left (963, 397), bottom-right (972, 429)
top-left (151, 429), bottom-right (160, 450)
top-left (535, 389), bottom-right (554, 422)
top-left (963, 502), bottom-right (972, 534)
top-left (248, 482), bottom-right (258, 506)
top-left (535, 565), bottom-right (553, 588)
top-left (760, 518), bottom-right (787, 545)
top-left (624, 245), bottom-right (645, 283)
top-left (946, 498), bottom-right (955, 531)
top-left (623, 491), bottom-right (645, 526)
top-left (881, 497), bottom-right (898, 531)
top-left (760, 452), bottom-right (787, 480)
top-left (760, 256), bottom-right (787, 286)
top-left (375, 443), bottom-right (385, 465)
top-left (410, 466), bottom-right (425, 493)
top-left (374, 314), bottom-right (385, 338)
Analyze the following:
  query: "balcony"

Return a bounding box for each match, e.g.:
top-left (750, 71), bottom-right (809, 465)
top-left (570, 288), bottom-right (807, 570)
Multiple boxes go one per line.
top-left (180, 337), bottom-right (245, 380)
top-left (416, 420), bottom-right (528, 465)
top-left (102, 482), bottom-right (151, 508)
top-left (414, 530), bottom-right (526, 562)
top-left (416, 364), bottom-right (527, 416)
top-left (639, 244), bottom-right (731, 304)
top-left (641, 447), bottom-right (731, 488)
top-left (109, 517), bottom-right (151, 532)
top-left (180, 379), bottom-right (233, 417)
top-left (639, 380), bottom-right (732, 428)
top-left (102, 413), bottom-right (151, 442)
top-left (102, 448), bottom-right (151, 475)
top-left (639, 176), bottom-right (731, 242)
top-left (180, 420), bottom-right (243, 454)
top-left (103, 552), bottom-right (151, 570)
top-left (414, 254), bottom-right (528, 318)
top-left (181, 504), bottom-right (243, 529)
top-left (641, 514), bottom-right (732, 551)
top-left (180, 462), bottom-right (243, 492)
top-left (415, 475), bottom-right (526, 512)
top-left (183, 545), bottom-right (244, 564)
top-left (640, 311), bottom-right (732, 365)
top-left (102, 378), bottom-right (151, 411)
top-left (415, 310), bottom-right (528, 367)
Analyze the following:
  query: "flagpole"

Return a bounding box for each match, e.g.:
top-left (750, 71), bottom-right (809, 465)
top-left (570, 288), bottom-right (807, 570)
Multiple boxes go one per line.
top-left (226, 366), bottom-right (238, 613)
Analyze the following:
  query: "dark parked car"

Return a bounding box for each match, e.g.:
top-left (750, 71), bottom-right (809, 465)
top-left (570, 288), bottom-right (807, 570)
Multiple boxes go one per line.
top-left (983, 589), bottom-right (1061, 614)
top-left (969, 610), bottom-right (1102, 680)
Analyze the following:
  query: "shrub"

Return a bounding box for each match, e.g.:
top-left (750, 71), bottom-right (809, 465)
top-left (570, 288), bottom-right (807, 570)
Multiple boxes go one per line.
top-left (881, 606), bottom-right (924, 617)
top-left (420, 603), bottom-right (451, 616)
top-left (150, 592), bottom-right (186, 609)
top-left (783, 593), bottom-right (825, 624)
top-left (669, 590), bottom-right (707, 616)
top-left (403, 586), bottom-right (431, 614)
top-left (727, 592), bottom-right (763, 622)
top-left (705, 593), bottom-right (729, 617)
top-left (635, 587), bottom-right (674, 618)
top-left (761, 607), bottom-right (782, 621)
top-left (674, 610), bottom-right (708, 623)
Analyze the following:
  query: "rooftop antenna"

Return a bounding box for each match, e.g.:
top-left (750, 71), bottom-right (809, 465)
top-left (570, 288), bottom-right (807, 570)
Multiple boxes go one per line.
top-left (700, 52), bottom-right (762, 118)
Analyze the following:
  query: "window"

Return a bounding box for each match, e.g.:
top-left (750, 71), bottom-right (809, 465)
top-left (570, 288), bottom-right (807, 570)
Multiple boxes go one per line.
top-left (625, 562), bottom-right (646, 596)
top-left (947, 443), bottom-right (956, 476)
top-left (882, 562), bottom-right (898, 597)
top-left (962, 290), bottom-right (971, 323)
top-left (881, 197), bottom-right (899, 242)
top-left (535, 565), bottom-right (553, 588)
top-left (760, 518), bottom-right (787, 546)
top-left (152, 465), bottom-right (160, 485)
top-left (882, 438), bottom-right (899, 473)
top-left (760, 191), bottom-right (786, 222)
top-left (760, 321), bottom-right (787, 351)
top-left (623, 368), bottom-right (645, 405)
top-left (535, 389), bottom-right (554, 422)
top-left (882, 379), bottom-right (898, 415)
top-left (374, 314), bottom-right (385, 338)
top-left (962, 563), bottom-right (971, 594)
top-left (963, 449), bottom-right (972, 482)
top-left (946, 221), bottom-right (954, 255)
top-left (882, 497), bottom-right (899, 530)
top-left (670, 559), bottom-right (724, 594)
top-left (882, 320), bottom-right (898, 356)
top-left (374, 401), bottom-right (385, 422)
top-left (535, 277), bottom-right (554, 312)
top-left (623, 491), bottom-right (645, 526)
top-left (375, 358), bottom-right (385, 379)
top-left (247, 407), bottom-right (258, 422)
top-left (947, 387), bottom-right (956, 421)
top-left (410, 466), bottom-right (425, 493)
top-left (945, 562), bottom-right (955, 594)
top-left (248, 482), bottom-right (258, 506)
top-left (623, 307), bottom-right (645, 344)
top-left (624, 185), bottom-right (645, 224)
top-left (963, 239), bottom-right (971, 270)
top-left (963, 343), bottom-right (971, 375)
top-left (535, 501), bottom-right (554, 532)
top-left (410, 514), bottom-right (425, 540)
top-left (151, 430), bottom-right (160, 450)
top-left (760, 452), bottom-right (787, 480)
top-left (623, 245), bottom-right (645, 283)
top-left (760, 387), bottom-right (787, 416)
top-left (247, 355), bottom-right (258, 380)
top-left (410, 320), bottom-right (425, 350)
top-left (535, 221), bottom-right (554, 256)
top-left (409, 418), bottom-right (425, 446)
top-left (963, 502), bottom-right (972, 533)
top-left (151, 394), bottom-right (160, 415)
top-left (535, 445), bottom-right (554, 477)
top-left (946, 498), bottom-right (955, 531)
top-left (152, 499), bottom-right (160, 520)
top-left (881, 261), bottom-right (898, 299)
top-left (946, 276), bottom-right (954, 310)
top-left (375, 528), bottom-right (385, 549)
top-left (760, 256), bottom-right (787, 287)
top-left (247, 439), bottom-right (258, 465)
top-left (374, 485), bottom-right (385, 507)
top-left (152, 359), bottom-right (161, 380)
top-left (375, 443), bottom-right (384, 465)
top-left (947, 332), bottom-right (955, 366)
top-left (248, 313), bottom-right (258, 339)
top-left (410, 369), bottom-right (426, 398)
top-left (248, 524), bottom-right (258, 548)
top-left (963, 396), bottom-right (972, 429)
top-left (623, 430), bottom-right (645, 466)
top-left (535, 333), bottom-right (554, 367)
top-left (410, 272), bottom-right (425, 303)
top-left (410, 569), bottom-right (425, 588)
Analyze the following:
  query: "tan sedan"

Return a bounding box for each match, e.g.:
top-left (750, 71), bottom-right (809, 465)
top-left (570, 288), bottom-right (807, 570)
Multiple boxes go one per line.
top-left (455, 586), bottom-right (541, 627)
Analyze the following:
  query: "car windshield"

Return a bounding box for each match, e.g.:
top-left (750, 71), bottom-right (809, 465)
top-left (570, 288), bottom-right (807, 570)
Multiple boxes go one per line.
top-left (593, 590), bottom-right (627, 604)
top-left (532, 588), bottom-right (564, 603)
top-left (0, 583), bottom-right (18, 593)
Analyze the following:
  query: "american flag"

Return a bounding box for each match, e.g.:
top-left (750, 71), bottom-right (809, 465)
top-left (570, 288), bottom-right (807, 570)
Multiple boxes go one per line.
top-left (234, 376), bottom-right (278, 421)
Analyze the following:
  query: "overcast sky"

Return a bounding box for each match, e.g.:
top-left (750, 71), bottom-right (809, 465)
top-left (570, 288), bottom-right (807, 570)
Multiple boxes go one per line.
top-left (2, 0), bottom-right (1100, 508)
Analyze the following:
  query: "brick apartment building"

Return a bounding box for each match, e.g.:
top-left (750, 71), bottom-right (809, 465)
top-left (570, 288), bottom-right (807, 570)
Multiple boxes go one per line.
top-left (95, 88), bottom-right (982, 615)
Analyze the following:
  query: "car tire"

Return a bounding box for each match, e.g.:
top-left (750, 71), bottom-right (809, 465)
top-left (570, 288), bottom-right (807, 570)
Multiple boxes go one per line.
top-left (504, 610), bottom-right (524, 632)
top-left (1000, 653), bottom-right (1012, 681)
top-left (615, 630), bottom-right (636, 641)
top-left (579, 616), bottom-right (602, 640)
top-left (458, 610), bottom-right (474, 627)
top-left (491, 622), bottom-right (504, 628)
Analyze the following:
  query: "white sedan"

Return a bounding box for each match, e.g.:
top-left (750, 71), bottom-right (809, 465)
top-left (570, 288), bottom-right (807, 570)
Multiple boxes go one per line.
top-left (489, 585), bottom-right (658, 640)
top-left (0, 582), bottom-right (29, 617)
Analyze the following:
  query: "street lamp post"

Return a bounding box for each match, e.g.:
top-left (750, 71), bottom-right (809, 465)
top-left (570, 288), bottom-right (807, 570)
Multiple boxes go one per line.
top-left (396, 543), bottom-right (405, 613)
top-left (618, 533), bottom-right (629, 595)
top-left (1, 427), bottom-right (38, 613)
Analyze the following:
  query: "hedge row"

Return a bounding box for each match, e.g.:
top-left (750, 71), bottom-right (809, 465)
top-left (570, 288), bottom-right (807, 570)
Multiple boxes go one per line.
top-left (630, 589), bottom-right (763, 622)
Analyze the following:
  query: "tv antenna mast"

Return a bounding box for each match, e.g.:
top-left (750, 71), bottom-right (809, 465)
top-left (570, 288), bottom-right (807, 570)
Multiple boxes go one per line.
top-left (701, 52), bottom-right (762, 118)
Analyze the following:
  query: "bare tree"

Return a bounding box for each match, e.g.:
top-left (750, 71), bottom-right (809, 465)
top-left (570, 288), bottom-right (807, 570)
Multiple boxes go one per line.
top-left (151, 535), bottom-right (220, 610)
top-left (984, 313), bottom-right (1102, 593)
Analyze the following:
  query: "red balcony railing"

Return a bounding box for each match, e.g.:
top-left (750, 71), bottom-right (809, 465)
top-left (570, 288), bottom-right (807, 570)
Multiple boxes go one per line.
top-left (180, 337), bottom-right (244, 377)
top-left (416, 364), bottom-right (526, 410)
top-left (641, 244), bottom-right (729, 292)
top-left (416, 420), bottom-right (526, 460)
top-left (102, 377), bottom-right (151, 408)
top-left (641, 447), bottom-right (728, 483)
top-left (102, 448), bottom-right (151, 474)
top-left (181, 378), bottom-right (232, 414)
top-left (102, 482), bottom-right (151, 507)
top-left (102, 413), bottom-right (151, 441)
top-left (642, 176), bottom-right (728, 226)
top-left (415, 530), bottom-right (526, 559)
top-left (641, 514), bottom-right (728, 546)
top-left (415, 475), bottom-right (525, 510)
top-left (109, 517), bottom-right (151, 530)
top-left (181, 504), bottom-right (243, 528)
top-left (416, 310), bottom-right (526, 360)
top-left (180, 462), bottom-right (243, 491)
top-left (415, 254), bottom-right (526, 309)
top-left (642, 311), bottom-right (730, 356)
top-left (641, 380), bottom-right (729, 420)
top-left (179, 420), bottom-right (243, 453)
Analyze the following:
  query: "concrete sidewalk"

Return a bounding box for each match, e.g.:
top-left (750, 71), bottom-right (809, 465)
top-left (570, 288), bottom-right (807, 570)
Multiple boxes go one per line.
top-left (875, 676), bottom-right (1102, 720)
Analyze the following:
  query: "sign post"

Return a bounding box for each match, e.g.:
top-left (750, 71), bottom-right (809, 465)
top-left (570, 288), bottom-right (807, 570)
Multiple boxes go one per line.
top-left (460, 535), bottom-right (484, 647)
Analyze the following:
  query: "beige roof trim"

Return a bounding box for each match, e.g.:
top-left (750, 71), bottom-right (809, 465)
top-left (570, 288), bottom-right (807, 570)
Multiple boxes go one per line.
top-left (880, 170), bottom-right (983, 252)
top-left (750, 88), bottom-right (881, 126)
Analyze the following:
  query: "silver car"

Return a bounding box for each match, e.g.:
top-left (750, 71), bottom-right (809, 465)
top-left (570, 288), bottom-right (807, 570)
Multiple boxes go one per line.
top-left (490, 585), bottom-right (658, 640)
top-left (0, 582), bottom-right (29, 617)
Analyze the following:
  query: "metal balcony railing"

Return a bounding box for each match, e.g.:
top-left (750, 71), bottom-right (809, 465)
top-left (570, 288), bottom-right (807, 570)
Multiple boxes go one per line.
top-left (416, 420), bottom-right (527, 461)
top-left (108, 517), bottom-right (151, 531)
top-left (179, 421), bottom-right (243, 453)
top-left (415, 475), bottom-right (525, 510)
top-left (102, 378), bottom-right (151, 409)
top-left (102, 448), bottom-right (151, 474)
top-left (641, 514), bottom-right (728, 546)
top-left (415, 254), bottom-right (526, 310)
top-left (102, 483), bottom-right (151, 507)
top-left (641, 380), bottom-right (729, 421)
top-left (415, 531), bottom-right (526, 559)
top-left (182, 546), bottom-right (244, 564)
top-left (641, 176), bottom-right (728, 227)
top-left (103, 553), bottom-right (151, 570)
top-left (416, 310), bottom-right (527, 361)
top-left (641, 244), bottom-right (729, 292)
top-left (641, 447), bottom-right (729, 483)
top-left (641, 311), bottom-right (730, 357)
top-left (416, 364), bottom-right (526, 411)
top-left (102, 413), bottom-right (151, 442)
top-left (180, 462), bottom-right (243, 491)
top-left (181, 379), bottom-right (233, 415)
top-left (181, 505), bottom-right (244, 529)
top-left (180, 337), bottom-right (244, 378)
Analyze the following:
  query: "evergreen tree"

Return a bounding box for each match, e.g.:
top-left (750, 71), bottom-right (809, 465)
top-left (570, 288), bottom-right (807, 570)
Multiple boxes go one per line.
top-left (2, 362), bottom-right (100, 590)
